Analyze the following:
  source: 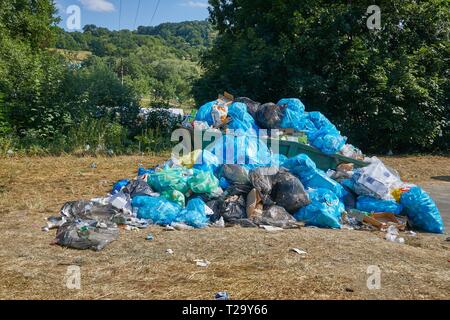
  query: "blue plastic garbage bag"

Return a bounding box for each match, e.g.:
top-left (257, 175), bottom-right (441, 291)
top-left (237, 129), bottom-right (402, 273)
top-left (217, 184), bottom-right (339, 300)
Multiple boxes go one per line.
top-left (303, 171), bottom-right (345, 200)
top-left (277, 98), bottom-right (305, 114)
top-left (282, 154), bottom-right (344, 197)
top-left (138, 167), bottom-right (155, 177)
top-left (306, 112), bottom-right (347, 154)
top-left (340, 178), bottom-right (356, 192)
top-left (282, 154), bottom-right (318, 181)
top-left (112, 179), bottom-right (130, 195)
top-left (132, 196), bottom-right (181, 225)
top-left (294, 188), bottom-right (343, 229)
top-left (176, 198), bottom-right (210, 228)
top-left (195, 100), bottom-right (216, 126)
top-left (400, 187), bottom-right (445, 234)
top-left (356, 196), bottom-right (403, 214)
top-left (313, 133), bottom-right (347, 155)
top-left (207, 133), bottom-right (272, 167)
top-left (192, 150), bottom-right (221, 173)
top-left (277, 98), bottom-right (306, 129)
top-left (227, 102), bottom-right (259, 132)
top-left (270, 153), bottom-right (288, 167)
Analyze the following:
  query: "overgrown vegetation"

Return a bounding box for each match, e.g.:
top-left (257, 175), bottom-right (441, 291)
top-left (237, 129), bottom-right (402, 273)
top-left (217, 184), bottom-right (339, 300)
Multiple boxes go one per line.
top-left (0, 1), bottom-right (212, 156)
top-left (1, 0), bottom-right (448, 156)
top-left (196, 0), bottom-right (449, 153)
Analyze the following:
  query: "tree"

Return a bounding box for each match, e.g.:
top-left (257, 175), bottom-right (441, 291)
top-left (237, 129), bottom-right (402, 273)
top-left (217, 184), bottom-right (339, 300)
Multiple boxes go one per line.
top-left (196, 0), bottom-right (450, 153)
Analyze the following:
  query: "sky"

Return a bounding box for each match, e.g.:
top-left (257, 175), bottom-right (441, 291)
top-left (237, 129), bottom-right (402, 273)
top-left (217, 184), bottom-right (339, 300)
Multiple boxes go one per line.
top-left (55, 0), bottom-right (210, 31)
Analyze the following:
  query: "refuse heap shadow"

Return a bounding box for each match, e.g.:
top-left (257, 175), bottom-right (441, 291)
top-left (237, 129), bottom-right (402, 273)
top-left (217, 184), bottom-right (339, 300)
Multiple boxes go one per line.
top-left (431, 176), bottom-right (450, 182)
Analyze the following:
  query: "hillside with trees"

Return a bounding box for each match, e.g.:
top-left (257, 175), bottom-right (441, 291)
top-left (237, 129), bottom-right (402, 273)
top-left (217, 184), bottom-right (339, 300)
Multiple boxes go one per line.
top-left (0, 0), bottom-right (213, 155)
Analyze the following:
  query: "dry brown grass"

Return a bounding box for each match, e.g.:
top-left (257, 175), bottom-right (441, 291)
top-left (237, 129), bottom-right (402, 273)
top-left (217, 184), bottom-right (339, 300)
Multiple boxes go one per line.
top-left (0, 155), bottom-right (449, 300)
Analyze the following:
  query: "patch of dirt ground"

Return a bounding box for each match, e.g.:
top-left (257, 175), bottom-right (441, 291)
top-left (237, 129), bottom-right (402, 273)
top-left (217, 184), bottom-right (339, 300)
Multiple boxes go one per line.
top-left (0, 155), bottom-right (449, 300)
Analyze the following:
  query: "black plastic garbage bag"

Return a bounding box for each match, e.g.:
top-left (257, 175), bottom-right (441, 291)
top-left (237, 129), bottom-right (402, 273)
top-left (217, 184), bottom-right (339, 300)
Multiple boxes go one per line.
top-left (206, 199), bottom-right (224, 222)
top-left (271, 170), bottom-right (310, 214)
top-left (55, 221), bottom-right (119, 251)
top-left (221, 164), bottom-right (250, 185)
top-left (123, 179), bottom-right (155, 197)
top-left (255, 103), bottom-right (284, 129)
top-left (235, 97), bottom-right (261, 118)
top-left (252, 205), bottom-right (298, 229)
top-left (225, 183), bottom-right (253, 196)
top-left (249, 167), bottom-right (278, 195)
top-left (220, 195), bottom-right (247, 222)
top-left (60, 201), bottom-right (119, 224)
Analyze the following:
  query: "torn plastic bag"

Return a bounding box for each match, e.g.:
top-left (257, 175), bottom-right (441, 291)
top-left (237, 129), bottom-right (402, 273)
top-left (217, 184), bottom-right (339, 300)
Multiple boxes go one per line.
top-left (161, 190), bottom-right (186, 208)
top-left (131, 196), bottom-right (181, 225)
top-left (122, 179), bottom-right (155, 198)
top-left (255, 103), bottom-right (284, 129)
top-left (400, 187), bottom-right (445, 234)
top-left (227, 102), bottom-right (259, 132)
top-left (356, 196), bottom-right (403, 215)
top-left (249, 167), bottom-right (279, 195)
top-left (188, 169), bottom-right (219, 194)
top-left (148, 168), bottom-right (190, 194)
top-left (220, 164), bottom-right (250, 185)
top-left (352, 158), bottom-right (401, 200)
top-left (271, 170), bottom-right (310, 214)
top-left (234, 97), bottom-right (261, 118)
top-left (60, 200), bottom-right (119, 224)
top-left (220, 195), bottom-right (247, 222)
top-left (211, 104), bottom-right (228, 127)
top-left (107, 191), bottom-right (133, 214)
top-left (176, 198), bottom-right (211, 228)
top-left (55, 221), bottom-right (119, 251)
top-left (112, 179), bottom-right (130, 195)
top-left (252, 205), bottom-right (298, 229)
top-left (294, 188), bottom-right (344, 229)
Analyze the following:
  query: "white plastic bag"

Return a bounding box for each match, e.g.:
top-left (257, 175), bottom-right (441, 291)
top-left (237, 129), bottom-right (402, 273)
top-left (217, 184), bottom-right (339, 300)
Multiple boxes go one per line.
top-left (353, 157), bottom-right (401, 200)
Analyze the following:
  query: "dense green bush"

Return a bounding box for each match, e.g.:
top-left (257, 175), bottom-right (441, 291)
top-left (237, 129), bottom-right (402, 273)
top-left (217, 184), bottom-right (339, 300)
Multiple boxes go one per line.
top-left (196, 0), bottom-right (449, 153)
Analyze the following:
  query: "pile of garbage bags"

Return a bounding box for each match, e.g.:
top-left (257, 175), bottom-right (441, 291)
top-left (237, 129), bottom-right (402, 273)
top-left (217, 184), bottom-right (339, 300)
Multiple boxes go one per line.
top-left (46, 95), bottom-right (445, 251)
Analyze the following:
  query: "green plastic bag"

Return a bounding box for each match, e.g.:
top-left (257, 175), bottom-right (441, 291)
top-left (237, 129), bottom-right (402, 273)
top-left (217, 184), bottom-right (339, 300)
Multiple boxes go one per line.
top-left (148, 168), bottom-right (190, 194)
top-left (161, 190), bottom-right (186, 208)
top-left (188, 169), bottom-right (219, 194)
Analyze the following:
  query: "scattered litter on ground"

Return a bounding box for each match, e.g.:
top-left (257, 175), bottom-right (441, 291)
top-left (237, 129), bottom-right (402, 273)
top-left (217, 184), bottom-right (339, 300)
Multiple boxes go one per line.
top-left (260, 225), bottom-right (284, 232)
top-left (195, 259), bottom-right (210, 267)
top-left (166, 249), bottom-right (174, 254)
top-left (215, 291), bottom-right (230, 300)
top-left (385, 225), bottom-right (405, 244)
top-left (290, 248), bottom-right (308, 255)
top-left (46, 93), bottom-right (445, 251)
top-left (146, 233), bottom-right (154, 241)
